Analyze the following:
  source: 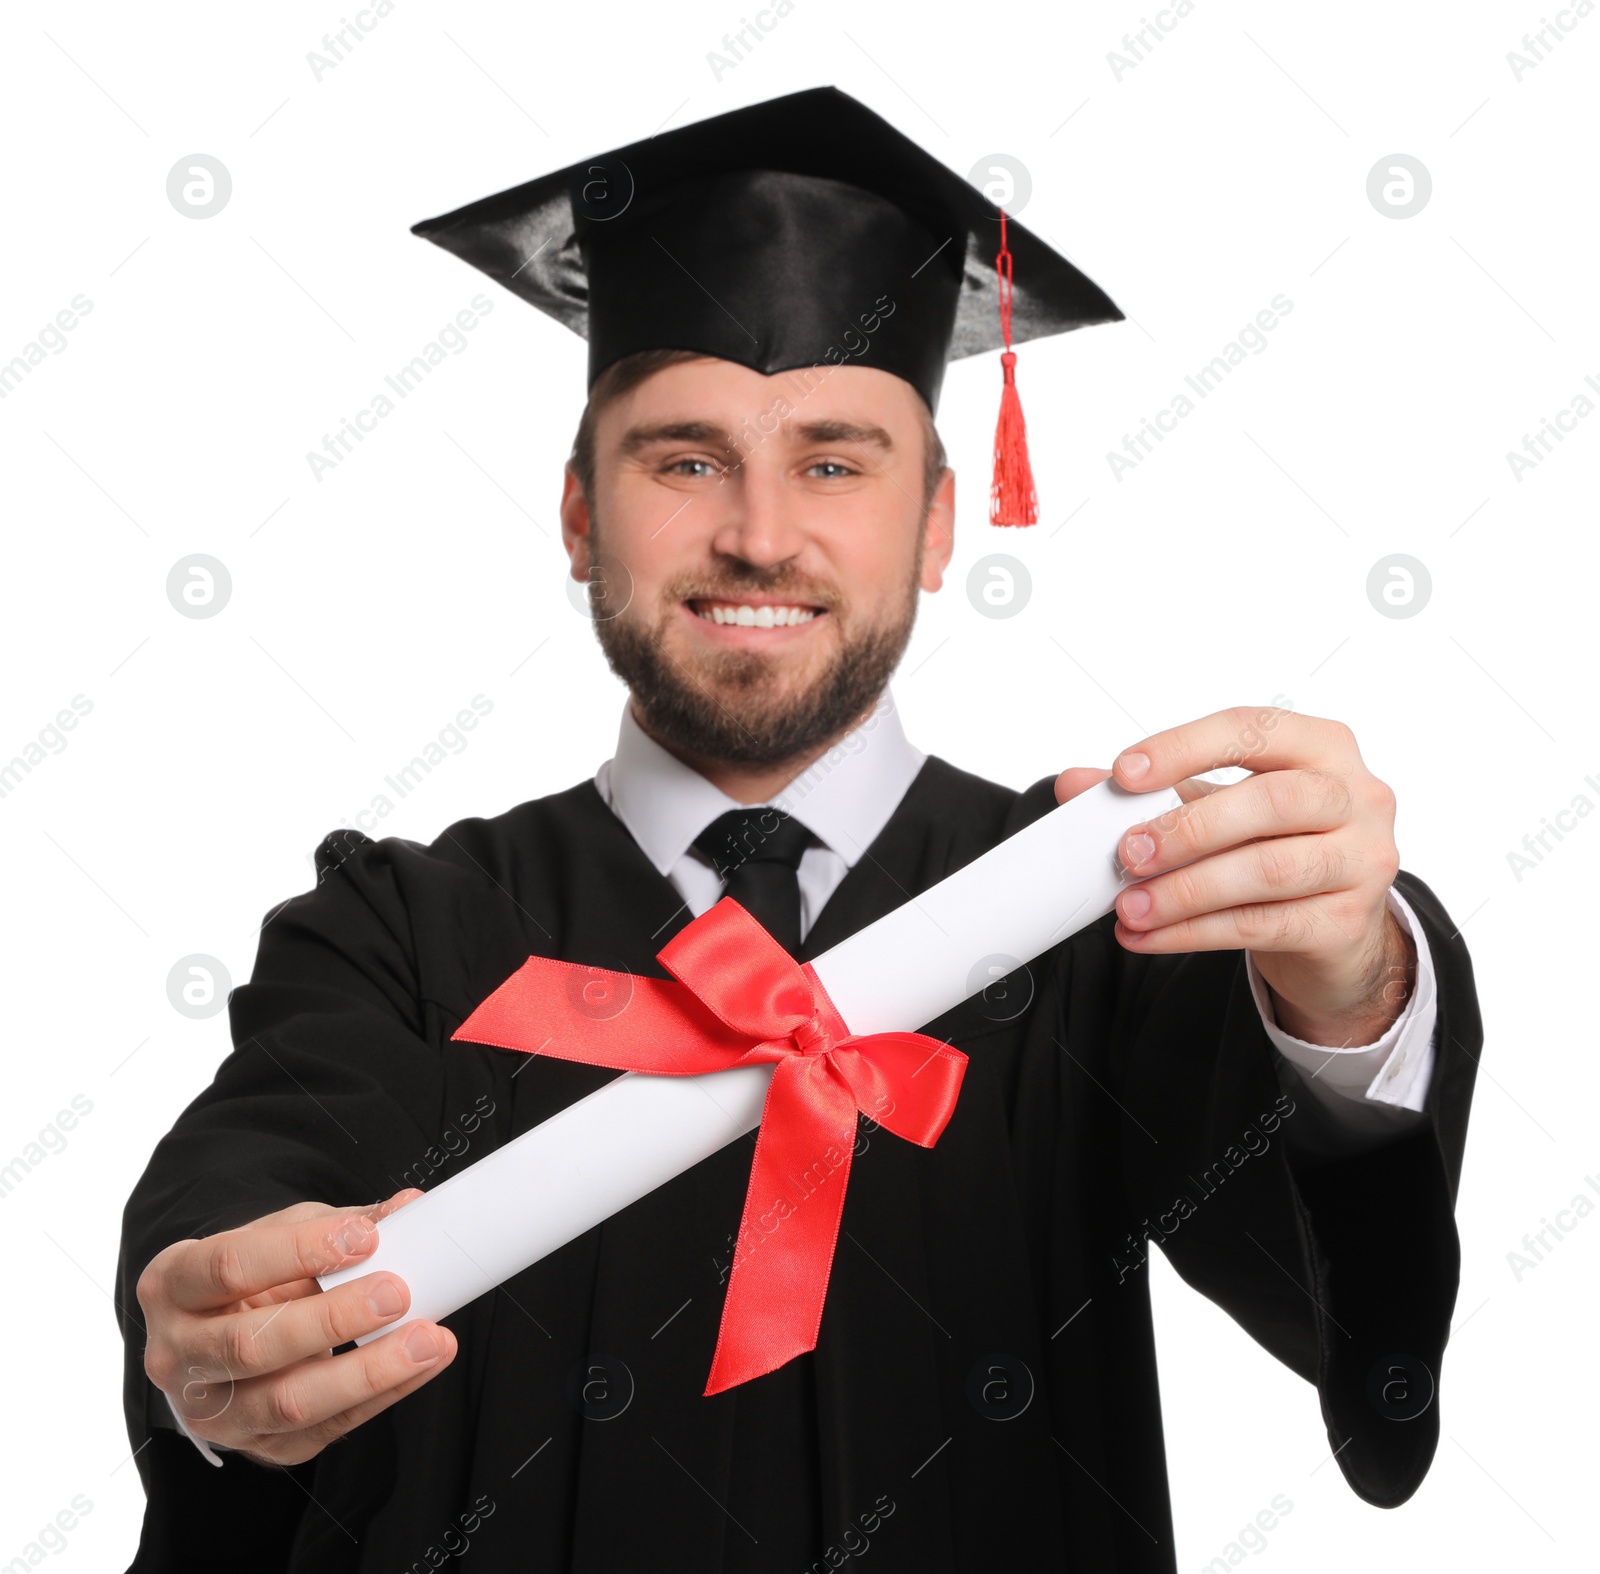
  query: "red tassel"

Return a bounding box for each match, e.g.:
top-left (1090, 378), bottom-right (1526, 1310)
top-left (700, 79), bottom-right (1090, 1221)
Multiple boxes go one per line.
top-left (990, 351), bottom-right (1037, 527)
top-left (989, 208), bottom-right (1038, 527)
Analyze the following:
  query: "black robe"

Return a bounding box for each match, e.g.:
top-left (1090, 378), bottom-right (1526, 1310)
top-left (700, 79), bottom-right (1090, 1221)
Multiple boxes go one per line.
top-left (116, 757), bottom-right (1481, 1572)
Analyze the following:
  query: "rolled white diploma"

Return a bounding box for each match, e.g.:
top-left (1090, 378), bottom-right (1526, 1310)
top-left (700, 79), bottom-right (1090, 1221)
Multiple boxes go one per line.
top-left (321, 778), bottom-right (1181, 1332)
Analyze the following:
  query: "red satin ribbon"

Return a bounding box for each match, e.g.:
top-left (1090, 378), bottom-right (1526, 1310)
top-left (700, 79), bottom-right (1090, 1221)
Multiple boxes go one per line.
top-left (450, 898), bottom-right (968, 1395)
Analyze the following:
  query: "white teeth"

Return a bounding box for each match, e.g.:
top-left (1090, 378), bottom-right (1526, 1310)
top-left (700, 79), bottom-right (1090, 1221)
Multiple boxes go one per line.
top-left (696, 603), bottom-right (818, 627)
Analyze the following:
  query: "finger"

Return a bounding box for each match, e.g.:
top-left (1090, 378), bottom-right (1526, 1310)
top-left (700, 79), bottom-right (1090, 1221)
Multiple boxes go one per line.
top-left (236, 1339), bottom-right (459, 1467)
top-left (1113, 707), bottom-right (1357, 793)
top-left (1116, 835), bottom-right (1354, 935)
top-left (235, 1190), bottom-right (416, 1241)
top-left (182, 1270), bottom-right (413, 1382)
top-left (1119, 770), bottom-right (1355, 876)
top-left (226, 1321), bottom-right (455, 1440)
top-left (1053, 766), bottom-right (1112, 805)
top-left (233, 1196), bottom-right (422, 1311)
top-left (1173, 775), bottom-right (1222, 805)
top-left (371, 1188), bottom-right (423, 1222)
top-left (241, 1201), bottom-right (343, 1231)
top-left (243, 1191), bottom-right (418, 1232)
top-left (163, 1207), bottom-right (382, 1313)
top-left (299, 1346), bottom-right (453, 1446)
top-left (236, 1205), bottom-right (345, 1304)
top-left (1114, 891), bottom-right (1364, 956)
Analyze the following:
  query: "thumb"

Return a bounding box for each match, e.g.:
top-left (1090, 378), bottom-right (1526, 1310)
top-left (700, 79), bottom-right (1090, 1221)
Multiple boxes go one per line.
top-left (1054, 766), bottom-right (1113, 805)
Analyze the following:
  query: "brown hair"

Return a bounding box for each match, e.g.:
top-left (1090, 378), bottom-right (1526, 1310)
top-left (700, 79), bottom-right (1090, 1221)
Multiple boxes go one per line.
top-left (567, 348), bottom-right (948, 512)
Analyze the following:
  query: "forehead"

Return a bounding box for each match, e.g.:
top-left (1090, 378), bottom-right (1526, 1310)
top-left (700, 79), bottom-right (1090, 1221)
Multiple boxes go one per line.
top-left (599, 357), bottom-right (926, 440)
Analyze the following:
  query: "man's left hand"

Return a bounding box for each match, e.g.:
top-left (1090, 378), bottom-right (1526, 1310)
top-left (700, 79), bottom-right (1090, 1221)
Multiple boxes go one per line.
top-left (1055, 706), bottom-right (1415, 1047)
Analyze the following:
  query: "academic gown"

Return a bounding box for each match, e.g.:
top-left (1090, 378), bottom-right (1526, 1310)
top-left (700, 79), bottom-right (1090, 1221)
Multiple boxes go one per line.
top-left (116, 756), bottom-right (1482, 1573)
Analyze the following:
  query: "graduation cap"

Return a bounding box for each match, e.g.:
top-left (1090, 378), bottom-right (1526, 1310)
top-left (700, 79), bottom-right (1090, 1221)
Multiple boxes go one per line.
top-left (411, 85), bottom-right (1122, 525)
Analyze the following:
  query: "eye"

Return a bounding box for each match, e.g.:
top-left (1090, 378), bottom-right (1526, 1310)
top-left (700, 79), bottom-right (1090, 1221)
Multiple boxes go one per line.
top-left (664, 456), bottom-right (724, 478)
top-left (805, 460), bottom-right (857, 479)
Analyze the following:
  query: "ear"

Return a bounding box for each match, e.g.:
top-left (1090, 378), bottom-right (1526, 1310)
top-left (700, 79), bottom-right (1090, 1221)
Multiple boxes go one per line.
top-left (560, 464), bottom-right (593, 581)
top-left (918, 466), bottom-right (956, 593)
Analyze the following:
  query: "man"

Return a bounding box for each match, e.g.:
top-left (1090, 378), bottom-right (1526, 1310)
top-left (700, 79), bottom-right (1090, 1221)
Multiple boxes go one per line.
top-left (118, 86), bottom-right (1479, 1572)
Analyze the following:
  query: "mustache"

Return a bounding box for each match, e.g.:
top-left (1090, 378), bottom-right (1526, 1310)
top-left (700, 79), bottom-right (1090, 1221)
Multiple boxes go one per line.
top-left (664, 564), bottom-right (842, 611)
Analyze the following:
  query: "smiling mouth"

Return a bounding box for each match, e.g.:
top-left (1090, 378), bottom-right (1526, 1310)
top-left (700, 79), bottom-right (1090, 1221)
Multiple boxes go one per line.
top-left (687, 597), bottom-right (826, 629)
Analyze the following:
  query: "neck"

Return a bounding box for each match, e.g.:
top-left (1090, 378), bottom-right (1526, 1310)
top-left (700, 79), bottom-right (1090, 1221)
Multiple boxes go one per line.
top-left (628, 697), bottom-right (873, 804)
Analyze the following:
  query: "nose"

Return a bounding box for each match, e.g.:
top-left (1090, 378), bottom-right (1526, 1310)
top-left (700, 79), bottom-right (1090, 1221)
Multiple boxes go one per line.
top-left (709, 451), bottom-right (807, 568)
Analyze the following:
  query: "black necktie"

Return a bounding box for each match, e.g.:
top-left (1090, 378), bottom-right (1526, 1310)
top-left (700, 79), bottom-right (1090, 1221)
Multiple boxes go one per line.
top-left (691, 808), bottom-right (814, 955)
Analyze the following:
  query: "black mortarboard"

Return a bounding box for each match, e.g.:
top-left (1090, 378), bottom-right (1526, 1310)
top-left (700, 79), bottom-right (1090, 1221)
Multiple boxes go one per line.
top-left (411, 84), bottom-right (1123, 524)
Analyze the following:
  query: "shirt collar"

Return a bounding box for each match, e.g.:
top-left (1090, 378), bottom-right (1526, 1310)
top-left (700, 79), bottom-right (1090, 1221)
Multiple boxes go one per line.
top-left (594, 689), bottom-right (925, 876)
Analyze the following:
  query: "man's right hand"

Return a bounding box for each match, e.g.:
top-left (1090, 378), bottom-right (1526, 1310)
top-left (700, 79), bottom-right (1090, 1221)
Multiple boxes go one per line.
top-left (136, 1189), bottom-right (458, 1467)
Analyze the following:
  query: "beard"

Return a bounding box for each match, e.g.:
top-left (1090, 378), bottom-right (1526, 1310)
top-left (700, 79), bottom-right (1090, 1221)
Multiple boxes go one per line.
top-left (589, 544), bottom-right (921, 769)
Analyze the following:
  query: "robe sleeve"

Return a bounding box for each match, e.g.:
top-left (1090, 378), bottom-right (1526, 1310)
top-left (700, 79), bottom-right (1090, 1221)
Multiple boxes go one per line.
top-left (1110, 864), bottom-right (1481, 1508)
top-left (113, 828), bottom-right (462, 1573)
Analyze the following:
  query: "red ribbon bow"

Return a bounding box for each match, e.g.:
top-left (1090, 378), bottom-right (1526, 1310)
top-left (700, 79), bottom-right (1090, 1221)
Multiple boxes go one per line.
top-left (450, 898), bottom-right (968, 1395)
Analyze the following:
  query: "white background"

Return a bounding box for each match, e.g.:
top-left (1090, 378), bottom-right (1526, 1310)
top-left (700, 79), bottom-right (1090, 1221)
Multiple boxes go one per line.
top-left (1, 0), bottom-right (1594, 1568)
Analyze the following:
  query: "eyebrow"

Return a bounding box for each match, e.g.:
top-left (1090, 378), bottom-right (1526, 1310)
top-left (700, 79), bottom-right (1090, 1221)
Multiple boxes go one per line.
top-left (616, 416), bottom-right (896, 459)
top-left (792, 419), bottom-right (894, 452)
top-left (617, 420), bottom-right (733, 457)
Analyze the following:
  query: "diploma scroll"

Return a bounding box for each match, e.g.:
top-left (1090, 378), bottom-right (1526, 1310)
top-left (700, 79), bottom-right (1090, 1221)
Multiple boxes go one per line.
top-left (320, 779), bottom-right (1181, 1332)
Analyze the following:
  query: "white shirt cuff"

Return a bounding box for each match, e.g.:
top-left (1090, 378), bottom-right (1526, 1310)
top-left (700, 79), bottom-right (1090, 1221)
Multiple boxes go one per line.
top-left (165, 1388), bottom-right (226, 1468)
top-left (1246, 886), bottom-right (1437, 1121)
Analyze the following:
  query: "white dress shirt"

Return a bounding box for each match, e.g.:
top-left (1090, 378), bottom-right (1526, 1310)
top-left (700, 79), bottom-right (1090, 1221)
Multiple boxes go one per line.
top-left (174, 689), bottom-right (1437, 1462)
